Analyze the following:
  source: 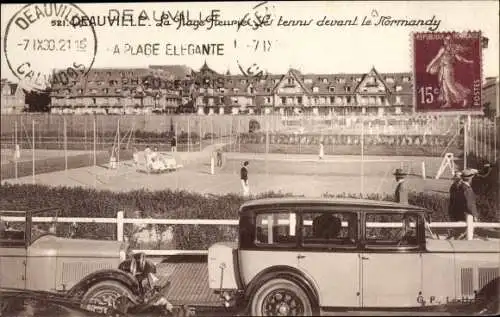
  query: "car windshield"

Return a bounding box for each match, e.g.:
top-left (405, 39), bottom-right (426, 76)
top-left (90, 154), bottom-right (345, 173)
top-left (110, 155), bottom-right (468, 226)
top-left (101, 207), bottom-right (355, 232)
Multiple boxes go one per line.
top-left (0, 209), bottom-right (59, 247)
top-left (30, 209), bottom-right (59, 243)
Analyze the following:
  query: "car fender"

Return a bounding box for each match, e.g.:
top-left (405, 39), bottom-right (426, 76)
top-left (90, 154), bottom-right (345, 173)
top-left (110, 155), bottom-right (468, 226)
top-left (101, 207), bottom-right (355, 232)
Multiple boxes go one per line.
top-left (244, 265), bottom-right (320, 313)
top-left (67, 269), bottom-right (141, 300)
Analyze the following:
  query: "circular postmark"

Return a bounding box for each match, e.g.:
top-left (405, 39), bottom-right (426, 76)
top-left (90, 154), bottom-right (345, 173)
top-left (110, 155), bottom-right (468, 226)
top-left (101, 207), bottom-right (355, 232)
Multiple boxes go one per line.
top-left (3, 3), bottom-right (97, 92)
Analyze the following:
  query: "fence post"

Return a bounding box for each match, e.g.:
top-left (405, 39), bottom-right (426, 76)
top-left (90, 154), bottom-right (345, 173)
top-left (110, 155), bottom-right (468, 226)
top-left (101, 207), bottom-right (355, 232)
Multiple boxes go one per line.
top-left (32, 119), bottom-right (35, 185)
top-left (199, 119), bottom-right (202, 152)
top-left (421, 161), bottom-right (426, 179)
top-left (14, 121), bottom-right (18, 179)
top-left (93, 117), bottom-right (96, 167)
top-left (64, 117), bottom-right (68, 173)
top-left (466, 214), bottom-right (473, 240)
top-left (117, 211), bottom-right (124, 242)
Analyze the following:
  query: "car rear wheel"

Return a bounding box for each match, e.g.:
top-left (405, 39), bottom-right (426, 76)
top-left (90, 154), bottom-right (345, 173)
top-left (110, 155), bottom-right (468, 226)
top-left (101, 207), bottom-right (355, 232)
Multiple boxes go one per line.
top-left (80, 280), bottom-right (134, 315)
top-left (250, 278), bottom-right (312, 316)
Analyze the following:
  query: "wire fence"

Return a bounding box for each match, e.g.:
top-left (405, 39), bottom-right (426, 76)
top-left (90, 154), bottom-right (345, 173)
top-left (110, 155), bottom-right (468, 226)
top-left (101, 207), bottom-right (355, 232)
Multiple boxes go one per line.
top-left (1, 114), bottom-right (498, 184)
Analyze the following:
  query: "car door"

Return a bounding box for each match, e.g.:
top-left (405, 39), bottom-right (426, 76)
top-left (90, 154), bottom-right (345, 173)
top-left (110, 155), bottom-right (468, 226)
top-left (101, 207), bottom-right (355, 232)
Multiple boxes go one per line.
top-left (297, 210), bottom-right (361, 308)
top-left (0, 231), bottom-right (27, 289)
top-left (360, 212), bottom-right (423, 308)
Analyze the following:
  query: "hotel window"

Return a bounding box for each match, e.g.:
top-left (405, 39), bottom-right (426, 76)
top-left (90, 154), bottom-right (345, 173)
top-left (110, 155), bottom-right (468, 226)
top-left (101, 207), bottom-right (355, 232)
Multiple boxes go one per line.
top-left (260, 79), bottom-right (267, 84)
top-left (322, 78), bottom-right (328, 84)
top-left (233, 88), bottom-right (239, 93)
top-left (103, 88), bottom-right (109, 94)
top-left (115, 88), bottom-right (121, 93)
top-left (249, 88), bottom-right (255, 94)
top-left (107, 72), bottom-right (111, 76)
top-left (314, 97), bottom-right (319, 104)
top-left (297, 97), bottom-right (303, 104)
top-left (304, 78), bottom-right (312, 84)
top-left (313, 87), bottom-right (319, 93)
top-left (396, 96), bottom-right (402, 104)
top-left (287, 78), bottom-right (294, 85)
top-left (356, 77), bottom-right (362, 82)
top-left (119, 72), bottom-right (124, 77)
top-left (78, 89), bottom-right (83, 94)
top-left (329, 87), bottom-right (335, 93)
top-left (241, 79), bottom-right (246, 84)
top-left (281, 97), bottom-right (286, 104)
top-left (369, 97), bottom-right (376, 104)
top-left (345, 86), bottom-right (351, 92)
top-left (233, 97), bottom-right (239, 104)
top-left (199, 87), bottom-right (205, 93)
top-left (402, 76), bottom-right (410, 82)
top-left (266, 97), bottom-right (271, 103)
top-left (330, 96), bottom-right (335, 104)
top-left (266, 88), bottom-right (271, 93)
top-left (380, 96), bottom-right (386, 104)
top-left (395, 85), bottom-right (402, 92)
top-left (228, 80), bottom-right (233, 84)
top-left (339, 78), bottom-right (345, 84)
top-left (219, 88), bottom-right (225, 93)
top-left (346, 96), bottom-right (352, 104)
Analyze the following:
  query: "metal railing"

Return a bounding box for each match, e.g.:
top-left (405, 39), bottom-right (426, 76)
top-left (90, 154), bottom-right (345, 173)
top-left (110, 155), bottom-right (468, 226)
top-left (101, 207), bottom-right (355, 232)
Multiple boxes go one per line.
top-left (1, 211), bottom-right (499, 256)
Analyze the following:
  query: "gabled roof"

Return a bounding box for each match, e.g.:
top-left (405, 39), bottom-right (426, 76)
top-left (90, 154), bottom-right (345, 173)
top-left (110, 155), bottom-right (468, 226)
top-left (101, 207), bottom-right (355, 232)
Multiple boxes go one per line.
top-left (355, 67), bottom-right (392, 94)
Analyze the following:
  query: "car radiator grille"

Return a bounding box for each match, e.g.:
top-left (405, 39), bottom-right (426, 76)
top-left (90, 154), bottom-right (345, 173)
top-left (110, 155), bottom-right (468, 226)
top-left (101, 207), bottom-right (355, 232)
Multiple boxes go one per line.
top-left (460, 267), bottom-right (474, 297)
top-left (62, 262), bottom-right (113, 287)
top-left (478, 267), bottom-right (499, 290)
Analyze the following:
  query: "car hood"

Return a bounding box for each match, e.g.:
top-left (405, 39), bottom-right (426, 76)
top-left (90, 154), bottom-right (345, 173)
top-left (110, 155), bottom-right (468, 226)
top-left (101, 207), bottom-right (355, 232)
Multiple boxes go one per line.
top-left (29, 235), bottom-right (125, 257)
top-left (426, 238), bottom-right (500, 253)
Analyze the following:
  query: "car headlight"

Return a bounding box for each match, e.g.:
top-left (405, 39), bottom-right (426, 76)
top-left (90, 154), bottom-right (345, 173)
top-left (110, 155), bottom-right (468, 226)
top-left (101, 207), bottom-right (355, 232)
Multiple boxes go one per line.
top-left (119, 250), bottom-right (126, 262)
top-left (129, 257), bottom-right (137, 275)
top-left (134, 252), bottom-right (146, 272)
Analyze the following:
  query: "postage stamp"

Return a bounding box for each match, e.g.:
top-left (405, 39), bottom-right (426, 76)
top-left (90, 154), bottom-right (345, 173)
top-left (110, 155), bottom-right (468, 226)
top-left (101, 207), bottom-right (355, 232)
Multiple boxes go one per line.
top-left (3, 3), bottom-right (97, 92)
top-left (413, 31), bottom-right (483, 114)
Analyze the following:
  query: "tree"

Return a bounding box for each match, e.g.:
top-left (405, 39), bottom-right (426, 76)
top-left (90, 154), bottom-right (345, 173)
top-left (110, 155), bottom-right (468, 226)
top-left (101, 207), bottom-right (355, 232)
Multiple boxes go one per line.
top-left (24, 89), bottom-right (50, 112)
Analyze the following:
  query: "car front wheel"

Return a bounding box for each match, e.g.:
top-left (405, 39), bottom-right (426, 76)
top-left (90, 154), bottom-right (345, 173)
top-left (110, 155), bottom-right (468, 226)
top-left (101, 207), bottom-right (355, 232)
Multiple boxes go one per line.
top-left (250, 278), bottom-right (313, 316)
top-left (80, 280), bottom-right (134, 315)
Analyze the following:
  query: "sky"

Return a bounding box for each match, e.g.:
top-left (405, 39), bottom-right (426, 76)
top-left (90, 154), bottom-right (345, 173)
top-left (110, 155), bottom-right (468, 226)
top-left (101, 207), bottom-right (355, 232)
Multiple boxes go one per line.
top-left (1, 1), bottom-right (499, 84)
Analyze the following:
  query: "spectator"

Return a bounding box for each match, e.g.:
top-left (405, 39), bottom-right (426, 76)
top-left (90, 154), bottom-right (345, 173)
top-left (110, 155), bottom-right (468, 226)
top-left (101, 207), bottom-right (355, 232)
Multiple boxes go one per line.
top-left (319, 142), bottom-right (324, 160)
top-left (393, 168), bottom-right (408, 204)
top-left (240, 161), bottom-right (250, 197)
top-left (448, 171), bottom-right (463, 221)
top-left (216, 148), bottom-right (223, 167)
top-left (455, 169), bottom-right (479, 221)
top-left (132, 147), bottom-right (139, 168)
top-left (171, 136), bottom-right (177, 152)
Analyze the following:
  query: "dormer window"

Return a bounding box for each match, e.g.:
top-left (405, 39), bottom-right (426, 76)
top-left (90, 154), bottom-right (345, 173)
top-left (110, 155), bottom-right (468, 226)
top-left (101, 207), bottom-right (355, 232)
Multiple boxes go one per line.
top-left (241, 79), bottom-right (246, 84)
top-left (287, 78), bottom-right (294, 85)
top-left (233, 88), bottom-right (239, 93)
top-left (322, 78), bottom-right (328, 84)
top-left (345, 86), bottom-right (351, 92)
top-left (329, 87), bottom-right (335, 93)
top-left (266, 88), bottom-right (272, 93)
top-left (312, 87), bottom-right (319, 93)
top-left (395, 85), bottom-right (403, 92)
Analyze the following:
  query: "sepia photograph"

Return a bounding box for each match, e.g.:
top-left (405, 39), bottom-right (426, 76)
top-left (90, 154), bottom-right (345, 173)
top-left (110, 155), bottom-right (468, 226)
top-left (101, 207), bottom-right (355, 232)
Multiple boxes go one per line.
top-left (1, 1), bottom-right (499, 316)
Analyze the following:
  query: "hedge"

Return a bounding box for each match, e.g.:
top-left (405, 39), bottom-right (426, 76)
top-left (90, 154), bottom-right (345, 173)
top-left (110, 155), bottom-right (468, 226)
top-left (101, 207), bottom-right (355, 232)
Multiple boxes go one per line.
top-left (1, 184), bottom-right (497, 250)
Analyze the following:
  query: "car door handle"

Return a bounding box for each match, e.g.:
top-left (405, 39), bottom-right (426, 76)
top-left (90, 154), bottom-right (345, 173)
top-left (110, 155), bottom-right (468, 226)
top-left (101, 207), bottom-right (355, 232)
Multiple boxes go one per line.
top-left (297, 255), bottom-right (306, 259)
top-left (361, 255), bottom-right (370, 260)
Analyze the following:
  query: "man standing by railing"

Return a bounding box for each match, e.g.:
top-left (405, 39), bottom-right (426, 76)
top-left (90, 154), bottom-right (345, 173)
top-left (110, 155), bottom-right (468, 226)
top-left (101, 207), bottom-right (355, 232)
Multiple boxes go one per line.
top-left (393, 168), bottom-right (408, 204)
top-left (453, 169), bottom-right (479, 239)
top-left (240, 161), bottom-right (250, 197)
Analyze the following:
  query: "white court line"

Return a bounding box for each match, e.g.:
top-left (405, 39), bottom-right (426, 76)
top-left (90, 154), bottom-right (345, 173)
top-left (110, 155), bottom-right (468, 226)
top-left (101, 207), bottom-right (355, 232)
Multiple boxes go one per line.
top-left (226, 156), bottom-right (416, 163)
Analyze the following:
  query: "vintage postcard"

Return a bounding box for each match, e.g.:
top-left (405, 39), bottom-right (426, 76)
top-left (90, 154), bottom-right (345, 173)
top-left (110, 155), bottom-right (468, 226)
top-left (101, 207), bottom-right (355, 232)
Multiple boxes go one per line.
top-left (1, 1), bottom-right (499, 316)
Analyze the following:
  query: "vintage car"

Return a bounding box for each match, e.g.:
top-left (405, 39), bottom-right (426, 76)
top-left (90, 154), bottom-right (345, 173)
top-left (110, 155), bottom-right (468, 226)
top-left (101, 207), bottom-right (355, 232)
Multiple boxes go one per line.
top-left (207, 198), bottom-right (500, 316)
top-left (0, 208), bottom-right (170, 316)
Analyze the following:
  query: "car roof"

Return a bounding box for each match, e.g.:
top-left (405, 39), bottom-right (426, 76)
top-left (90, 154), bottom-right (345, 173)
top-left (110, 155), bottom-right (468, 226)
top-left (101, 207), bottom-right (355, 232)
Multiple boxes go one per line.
top-left (240, 197), bottom-right (428, 213)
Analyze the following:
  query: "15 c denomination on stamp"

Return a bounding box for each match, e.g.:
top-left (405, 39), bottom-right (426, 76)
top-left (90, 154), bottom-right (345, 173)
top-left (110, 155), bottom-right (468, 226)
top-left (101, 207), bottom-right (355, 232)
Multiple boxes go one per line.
top-left (413, 31), bottom-right (482, 114)
top-left (3, 3), bottom-right (97, 92)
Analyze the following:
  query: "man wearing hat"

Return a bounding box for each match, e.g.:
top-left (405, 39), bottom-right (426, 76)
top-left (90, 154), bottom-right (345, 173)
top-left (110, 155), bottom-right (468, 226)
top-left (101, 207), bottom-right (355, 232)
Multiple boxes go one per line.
top-left (393, 168), bottom-right (408, 204)
top-left (454, 168), bottom-right (478, 222)
top-left (240, 161), bottom-right (250, 197)
top-left (448, 171), bottom-right (463, 221)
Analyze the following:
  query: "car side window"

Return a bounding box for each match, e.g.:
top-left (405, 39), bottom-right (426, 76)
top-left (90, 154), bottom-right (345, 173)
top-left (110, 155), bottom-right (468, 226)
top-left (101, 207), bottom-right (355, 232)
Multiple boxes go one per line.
top-left (302, 212), bottom-right (356, 247)
top-left (255, 212), bottom-right (297, 247)
top-left (365, 213), bottom-right (419, 248)
top-left (0, 220), bottom-right (26, 247)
